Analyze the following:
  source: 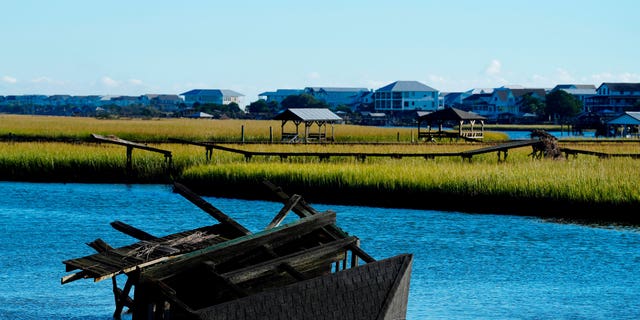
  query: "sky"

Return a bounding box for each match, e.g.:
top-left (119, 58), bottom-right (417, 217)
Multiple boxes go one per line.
top-left (1, 0), bottom-right (639, 107)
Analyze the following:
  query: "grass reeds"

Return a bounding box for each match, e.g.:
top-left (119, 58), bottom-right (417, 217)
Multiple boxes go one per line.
top-left (0, 114), bottom-right (509, 142)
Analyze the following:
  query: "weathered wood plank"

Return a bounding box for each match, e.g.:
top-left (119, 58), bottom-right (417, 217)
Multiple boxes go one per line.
top-left (265, 194), bottom-right (301, 230)
top-left (222, 236), bottom-right (356, 283)
top-left (173, 182), bottom-right (251, 236)
top-left (110, 221), bottom-right (157, 241)
top-left (142, 211), bottom-right (337, 279)
top-left (91, 133), bottom-right (172, 156)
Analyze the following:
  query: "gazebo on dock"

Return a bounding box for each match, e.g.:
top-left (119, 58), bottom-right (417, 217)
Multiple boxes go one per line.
top-left (274, 108), bottom-right (342, 142)
top-left (417, 107), bottom-right (486, 141)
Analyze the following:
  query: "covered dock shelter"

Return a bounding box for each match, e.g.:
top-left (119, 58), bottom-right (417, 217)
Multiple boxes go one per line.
top-left (607, 111), bottom-right (640, 138)
top-left (417, 107), bottom-right (486, 141)
top-left (273, 108), bottom-right (342, 142)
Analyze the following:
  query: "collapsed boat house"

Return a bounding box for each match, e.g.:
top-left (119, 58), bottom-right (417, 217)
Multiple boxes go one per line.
top-left (62, 182), bottom-right (413, 320)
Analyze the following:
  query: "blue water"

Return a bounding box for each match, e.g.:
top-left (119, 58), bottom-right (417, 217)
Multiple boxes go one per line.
top-left (1, 182), bottom-right (639, 320)
top-left (501, 130), bottom-right (596, 140)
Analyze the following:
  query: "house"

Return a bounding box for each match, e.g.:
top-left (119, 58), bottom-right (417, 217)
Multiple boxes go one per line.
top-left (146, 94), bottom-right (183, 111)
top-left (304, 87), bottom-right (370, 108)
top-left (374, 80), bottom-right (439, 112)
top-left (461, 93), bottom-right (494, 115)
top-left (585, 83), bottom-right (640, 114)
top-left (46, 95), bottom-right (72, 106)
top-left (258, 89), bottom-right (304, 104)
top-left (488, 87), bottom-right (546, 116)
top-left (181, 89), bottom-right (244, 106)
top-left (551, 84), bottom-right (596, 111)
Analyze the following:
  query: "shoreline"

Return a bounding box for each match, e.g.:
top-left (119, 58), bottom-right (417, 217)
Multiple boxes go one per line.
top-left (2, 176), bottom-right (637, 226)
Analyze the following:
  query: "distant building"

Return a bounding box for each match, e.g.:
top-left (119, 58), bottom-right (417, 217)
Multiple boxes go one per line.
top-left (488, 87), bottom-right (546, 115)
top-left (146, 94), bottom-right (183, 111)
top-left (585, 83), bottom-right (640, 114)
top-left (373, 81), bottom-right (439, 112)
top-left (258, 89), bottom-right (304, 104)
top-left (304, 87), bottom-right (370, 108)
top-left (461, 93), bottom-right (494, 115)
top-left (180, 89), bottom-right (244, 106)
top-left (551, 84), bottom-right (596, 111)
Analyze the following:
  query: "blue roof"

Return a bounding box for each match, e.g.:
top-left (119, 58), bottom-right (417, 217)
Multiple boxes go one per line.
top-left (376, 81), bottom-right (437, 92)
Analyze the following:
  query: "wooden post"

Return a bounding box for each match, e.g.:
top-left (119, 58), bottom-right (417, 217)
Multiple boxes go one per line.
top-left (241, 125), bottom-right (245, 143)
top-left (397, 132), bottom-right (400, 142)
top-left (269, 126), bottom-right (273, 143)
top-left (126, 146), bottom-right (133, 174)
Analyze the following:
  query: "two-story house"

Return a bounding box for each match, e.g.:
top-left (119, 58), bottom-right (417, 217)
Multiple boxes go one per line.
top-left (551, 84), bottom-right (596, 112)
top-left (488, 87), bottom-right (546, 116)
top-left (181, 89), bottom-right (244, 106)
top-left (304, 87), bottom-right (370, 108)
top-left (585, 83), bottom-right (640, 114)
top-left (258, 89), bottom-right (304, 105)
top-left (374, 81), bottom-right (439, 112)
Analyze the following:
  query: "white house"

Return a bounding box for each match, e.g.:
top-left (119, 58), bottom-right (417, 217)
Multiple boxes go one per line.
top-left (180, 89), bottom-right (244, 106)
top-left (374, 81), bottom-right (439, 112)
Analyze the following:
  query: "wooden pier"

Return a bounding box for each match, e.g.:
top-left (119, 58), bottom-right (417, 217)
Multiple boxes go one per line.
top-left (172, 138), bottom-right (549, 162)
top-left (92, 134), bottom-right (172, 171)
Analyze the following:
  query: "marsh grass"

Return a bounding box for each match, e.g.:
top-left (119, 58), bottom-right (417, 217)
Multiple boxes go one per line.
top-left (1, 114), bottom-right (509, 142)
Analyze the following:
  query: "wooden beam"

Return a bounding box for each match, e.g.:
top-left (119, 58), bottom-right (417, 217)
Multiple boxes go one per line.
top-left (110, 221), bottom-right (157, 241)
top-left (203, 261), bottom-right (249, 298)
top-left (221, 236), bottom-right (356, 284)
top-left (173, 182), bottom-right (251, 236)
top-left (91, 134), bottom-right (172, 156)
top-left (141, 211), bottom-right (337, 280)
top-left (265, 194), bottom-right (301, 230)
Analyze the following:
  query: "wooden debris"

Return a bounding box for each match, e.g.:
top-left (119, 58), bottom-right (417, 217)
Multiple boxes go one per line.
top-left (62, 182), bottom-right (412, 320)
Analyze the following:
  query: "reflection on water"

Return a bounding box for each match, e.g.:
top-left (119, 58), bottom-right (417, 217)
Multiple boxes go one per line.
top-left (0, 182), bottom-right (638, 319)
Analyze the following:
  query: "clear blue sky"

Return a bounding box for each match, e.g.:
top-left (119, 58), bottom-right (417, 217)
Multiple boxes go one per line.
top-left (1, 0), bottom-right (639, 106)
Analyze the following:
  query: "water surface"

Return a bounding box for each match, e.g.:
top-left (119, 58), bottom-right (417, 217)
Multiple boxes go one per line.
top-left (0, 182), bottom-right (638, 319)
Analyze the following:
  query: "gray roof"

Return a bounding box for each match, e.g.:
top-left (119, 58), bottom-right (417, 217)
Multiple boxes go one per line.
top-left (554, 84), bottom-right (596, 90)
top-left (305, 87), bottom-right (369, 93)
top-left (274, 108), bottom-right (343, 122)
top-left (376, 81), bottom-right (437, 92)
top-left (180, 89), bottom-right (244, 97)
top-left (600, 83), bottom-right (640, 92)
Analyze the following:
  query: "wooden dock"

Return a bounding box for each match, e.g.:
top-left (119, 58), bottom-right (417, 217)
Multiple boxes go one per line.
top-left (92, 134), bottom-right (172, 171)
top-left (460, 139), bottom-right (541, 162)
top-left (172, 138), bottom-right (547, 162)
top-left (560, 147), bottom-right (640, 159)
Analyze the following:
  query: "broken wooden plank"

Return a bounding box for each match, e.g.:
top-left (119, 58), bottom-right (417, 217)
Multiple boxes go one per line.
top-left (142, 211), bottom-right (337, 280)
top-left (221, 236), bottom-right (356, 284)
top-left (111, 221), bottom-right (157, 241)
top-left (173, 182), bottom-right (250, 236)
top-left (265, 194), bottom-right (301, 230)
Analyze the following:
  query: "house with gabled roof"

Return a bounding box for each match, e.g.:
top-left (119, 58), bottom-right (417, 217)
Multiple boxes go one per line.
top-left (488, 87), bottom-right (546, 116)
top-left (258, 89), bottom-right (304, 104)
top-left (303, 87), bottom-right (370, 108)
top-left (551, 84), bottom-right (596, 111)
top-left (585, 83), bottom-right (640, 114)
top-left (374, 80), bottom-right (439, 112)
top-left (181, 89), bottom-right (244, 106)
